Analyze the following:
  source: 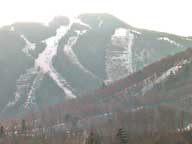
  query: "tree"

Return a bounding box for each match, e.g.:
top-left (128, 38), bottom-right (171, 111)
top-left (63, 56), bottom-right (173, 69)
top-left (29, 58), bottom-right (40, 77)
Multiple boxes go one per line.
top-left (86, 129), bottom-right (102, 144)
top-left (0, 126), bottom-right (4, 138)
top-left (116, 128), bottom-right (128, 144)
top-left (21, 119), bottom-right (27, 133)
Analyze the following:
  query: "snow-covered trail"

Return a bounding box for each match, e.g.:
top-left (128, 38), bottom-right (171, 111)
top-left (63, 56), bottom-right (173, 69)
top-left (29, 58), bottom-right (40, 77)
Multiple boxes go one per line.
top-left (63, 31), bottom-right (102, 81)
top-left (137, 60), bottom-right (190, 96)
top-left (157, 37), bottom-right (183, 47)
top-left (34, 25), bottom-right (77, 99)
top-left (24, 71), bottom-right (44, 108)
top-left (126, 31), bottom-right (134, 73)
top-left (35, 26), bottom-right (69, 73)
top-left (106, 28), bottom-right (135, 81)
top-left (49, 66), bottom-right (76, 98)
top-left (7, 68), bottom-right (39, 107)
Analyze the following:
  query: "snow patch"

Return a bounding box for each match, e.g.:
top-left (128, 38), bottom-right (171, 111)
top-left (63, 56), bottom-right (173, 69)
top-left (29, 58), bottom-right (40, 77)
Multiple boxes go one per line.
top-left (106, 28), bottom-right (135, 80)
top-left (158, 37), bottom-right (182, 47)
top-left (63, 31), bottom-right (101, 80)
top-left (49, 68), bottom-right (76, 99)
top-left (35, 17), bottom-right (91, 74)
top-left (129, 29), bottom-right (142, 35)
top-left (141, 59), bottom-right (190, 95)
top-left (98, 17), bottom-right (103, 28)
top-left (25, 18), bottom-right (93, 105)
top-left (35, 26), bottom-right (69, 73)
top-left (184, 123), bottom-right (192, 131)
top-left (185, 37), bottom-right (192, 41)
top-left (7, 68), bottom-right (39, 107)
top-left (34, 25), bottom-right (76, 99)
top-left (10, 26), bottom-right (15, 32)
top-left (25, 72), bottom-right (44, 108)
top-left (131, 106), bottom-right (144, 112)
top-left (155, 65), bottom-right (182, 83)
top-left (112, 28), bottom-right (127, 37)
top-left (72, 18), bottom-right (92, 29)
top-left (20, 35), bottom-right (36, 57)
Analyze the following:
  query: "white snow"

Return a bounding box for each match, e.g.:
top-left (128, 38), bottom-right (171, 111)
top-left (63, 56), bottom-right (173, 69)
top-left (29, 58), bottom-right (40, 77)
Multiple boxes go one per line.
top-left (72, 18), bottom-right (92, 29)
top-left (20, 35), bottom-right (36, 57)
top-left (112, 28), bottom-right (127, 37)
top-left (155, 65), bottom-right (182, 83)
top-left (10, 26), bottom-right (15, 32)
top-left (63, 36), bottom-right (80, 64)
top-left (106, 28), bottom-right (135, 80)
top-left (24, 72), bottom-right (44, 108)
top-left (184, 123), bottom-right (192, 131)
top-left (5, 16), bottom-right (118, 111)
top-left (49, 67), bottom-right (76, 99)
top-left (7, 68), bottom-right (39, 107)
top-left (131, 106), bottom-right (144, 112)
top-left (98, 17), bottom-right (103, 28)
top-left (34, 25), bottom-right (76, 99)
top-left (158, 37), bottom-right (182, 47)
top-left (35, 18), bottom-right (91, 73)
top-left (7, 93), bottom-right (20, 107)
top-left (185, 37), bottom-right (192, 41)
top-left (11, 27), bottom-right (36, 57)
top-left (35, 26), bottom-right (69, 73)
top-left (129, 29), bottom-right (142, 35)
top-left (141, 59), bottom-right (190, 95)
top-left (103, 80), bottom-right (113, 86)
top-left (63, 31), bottom-right (101, 80)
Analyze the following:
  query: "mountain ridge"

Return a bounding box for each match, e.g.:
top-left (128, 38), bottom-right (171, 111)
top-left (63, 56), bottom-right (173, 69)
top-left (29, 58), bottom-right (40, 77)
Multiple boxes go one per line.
top-left (0, 13), bottom-right (192, 118)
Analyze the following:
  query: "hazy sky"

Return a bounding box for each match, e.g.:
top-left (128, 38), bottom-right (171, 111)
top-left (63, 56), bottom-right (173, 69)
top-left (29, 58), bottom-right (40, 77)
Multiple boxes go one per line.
top-left (0, 0), bottom-right (191, 36)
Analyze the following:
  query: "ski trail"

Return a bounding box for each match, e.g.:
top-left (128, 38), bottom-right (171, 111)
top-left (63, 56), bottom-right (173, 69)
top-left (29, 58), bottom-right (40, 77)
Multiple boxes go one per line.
top-left (34, 25), bottom-right (76, 99)
top-left (49, 67), bottom-right (76, 98)
top-left (24, 72), bottom-right (44, 108)
top-left (35, 26), bottom-right (69, 73)
top-left (157, 37), bottom-right (183, 47)
top-left (6, 68), bottom-right (38, 107)
top-left (126, 31), bottom-right (134, 73)
top-left (139, 60), bottom-right (189, 96)
top-left (63, 31), bottom-right (101, 81)
top-left (106, 28), bottom-right (135, 81)
top-left (12, 26), bottom-right (36, 58)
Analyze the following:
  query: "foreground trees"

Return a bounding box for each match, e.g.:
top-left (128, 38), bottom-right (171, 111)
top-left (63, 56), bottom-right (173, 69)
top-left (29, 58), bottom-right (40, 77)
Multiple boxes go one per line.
top-left (87, 129), bottom-right (102, 144)
top-left (0, 125), bottom-right (4, 137)
top-left (116, 128), bottom-right (128, 144)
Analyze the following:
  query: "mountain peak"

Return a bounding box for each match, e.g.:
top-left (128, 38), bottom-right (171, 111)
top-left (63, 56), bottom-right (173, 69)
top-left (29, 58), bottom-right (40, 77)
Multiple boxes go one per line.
top-left (49, 16), bottom-right (70, 28)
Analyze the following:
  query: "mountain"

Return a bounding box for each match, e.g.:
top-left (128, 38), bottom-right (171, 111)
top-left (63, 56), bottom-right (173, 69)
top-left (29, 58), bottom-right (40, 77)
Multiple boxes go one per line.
top-left (0, 13), bottom-right (192, 118)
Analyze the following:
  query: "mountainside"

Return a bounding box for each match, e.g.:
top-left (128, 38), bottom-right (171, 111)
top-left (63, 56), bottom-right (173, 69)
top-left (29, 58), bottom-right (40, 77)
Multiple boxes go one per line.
top-left (42, 48), bottom-right (192, 133)
top-left (0, 13), bottom-right (192, 117)
top-left (18, 48), bottom-right (192, 135)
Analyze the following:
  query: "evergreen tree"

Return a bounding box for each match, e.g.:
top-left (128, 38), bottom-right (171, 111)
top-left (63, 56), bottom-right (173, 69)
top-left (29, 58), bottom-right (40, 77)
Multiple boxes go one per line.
top-left (0, 126), bottom-right (4, 137)
top-left (21, 119), bottom-right (26, 133)
top-left (116, 128), bottom-right (128, 144)
top-left (87, 130), bottom-right (101, 144)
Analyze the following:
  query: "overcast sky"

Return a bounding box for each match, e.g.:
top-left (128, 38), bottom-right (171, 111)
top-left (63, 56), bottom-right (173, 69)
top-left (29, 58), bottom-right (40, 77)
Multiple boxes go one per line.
top-left (0, 0), bottom-right (191, 36)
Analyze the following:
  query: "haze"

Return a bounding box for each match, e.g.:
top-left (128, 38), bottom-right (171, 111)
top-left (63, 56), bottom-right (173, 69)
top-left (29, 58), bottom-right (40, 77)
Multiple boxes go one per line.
top-left (0, 0), bottom-right (192, 36)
